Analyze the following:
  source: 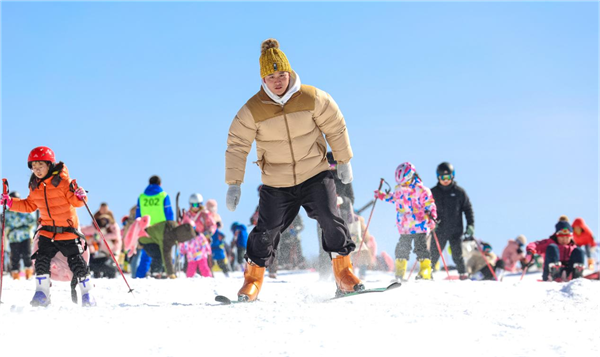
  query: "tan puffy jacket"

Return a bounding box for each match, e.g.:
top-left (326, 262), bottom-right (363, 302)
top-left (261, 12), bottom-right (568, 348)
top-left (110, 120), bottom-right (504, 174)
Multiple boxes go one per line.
top-left (226, 85), bottom-right (352, 188)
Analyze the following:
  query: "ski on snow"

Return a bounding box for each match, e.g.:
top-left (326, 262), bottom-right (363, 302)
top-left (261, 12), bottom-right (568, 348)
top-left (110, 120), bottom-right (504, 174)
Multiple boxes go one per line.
top-left (214, 282), bottom-right (401, 305)
top-left (330, 281), bottom-right (401, 300)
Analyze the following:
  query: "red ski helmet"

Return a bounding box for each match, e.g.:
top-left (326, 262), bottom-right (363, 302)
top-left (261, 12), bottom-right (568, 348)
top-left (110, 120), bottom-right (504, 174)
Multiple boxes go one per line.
top-left (27, 146), bottom-right (56, 169)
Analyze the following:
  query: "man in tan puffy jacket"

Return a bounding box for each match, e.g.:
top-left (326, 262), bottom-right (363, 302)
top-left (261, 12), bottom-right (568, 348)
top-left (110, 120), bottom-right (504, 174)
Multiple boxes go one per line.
top-left (225, 38), bottom-right (364, 301)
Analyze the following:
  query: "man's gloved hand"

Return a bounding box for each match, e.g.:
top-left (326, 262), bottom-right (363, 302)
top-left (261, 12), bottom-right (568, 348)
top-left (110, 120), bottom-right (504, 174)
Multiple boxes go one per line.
top-left (226, 184), bottom-right (241, 212)
top-left (0, 193), bottom-right (13, 209)
top-left (465, 225), bottom-right (475, 238)
top-left (337, 162), bottom-right (353, 184)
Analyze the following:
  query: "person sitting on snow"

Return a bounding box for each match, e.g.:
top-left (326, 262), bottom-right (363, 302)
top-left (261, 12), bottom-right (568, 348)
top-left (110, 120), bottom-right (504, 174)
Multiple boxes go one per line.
top-left (525, 220), bottom-right (585, 282)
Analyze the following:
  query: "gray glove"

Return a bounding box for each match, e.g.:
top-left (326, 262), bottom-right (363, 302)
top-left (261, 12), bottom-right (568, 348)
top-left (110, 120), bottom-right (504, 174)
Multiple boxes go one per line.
top-left (226, 184), bottom-right (241, 212)
top-left (337, 162), bottom-right (353, 184)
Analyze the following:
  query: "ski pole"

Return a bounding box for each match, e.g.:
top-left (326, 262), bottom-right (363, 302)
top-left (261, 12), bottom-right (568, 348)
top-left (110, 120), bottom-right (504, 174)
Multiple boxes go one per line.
top-left (432, 230), bottom-right (451, 279)
top-left (473, 239), bottom-right (498, 281)
top-left (520, 254), bottom-right (534, 281)
top-left (0, 179), bottom-right (8, 304)
top-left (357, 178), bottom-right (386, 254)
top-left (72, 180), bottom-right (135, 296)
top-left (406, 260), bottom-right (418, 281)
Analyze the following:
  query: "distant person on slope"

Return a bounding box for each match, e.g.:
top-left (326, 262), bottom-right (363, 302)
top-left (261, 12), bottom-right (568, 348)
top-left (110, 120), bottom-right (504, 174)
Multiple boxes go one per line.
top-left (501, 235), bottom-right (528, 273)
top-left (135, 175), bottom-right (174, 278)
top-left (430, 162), bottom-right (475, 280)
top-left (571, 218), bottom-right (597, 270)
top-left (224, 38), bottom-right (361, 301)
top-left (525, 220), bottom-right (585, 282)
top-left (374, 162), bottom-right (437, 281)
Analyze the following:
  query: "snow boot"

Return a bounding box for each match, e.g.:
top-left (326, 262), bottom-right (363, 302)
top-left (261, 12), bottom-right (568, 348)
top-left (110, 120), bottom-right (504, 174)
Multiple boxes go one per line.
top-left (78, 276), bottom-right (96, 307)
top-left (25, 267), bottom-right (34, 280)
top-left (11, 270), bottom-right (20, 280)
top-left (572, 263), bottom-right (584, 280)
top-left (416, 259), bottom-right (432, 280)
top-left (395, 259), bottom-right (408, 281)
top-left (332, 253), bottom-right (365, 295)
top-left (237, 261), bottom-right (265, 302)
top-left (30, 274), bottom-right (51, 307)
top-left (548, 262), bottom-right (562, 281)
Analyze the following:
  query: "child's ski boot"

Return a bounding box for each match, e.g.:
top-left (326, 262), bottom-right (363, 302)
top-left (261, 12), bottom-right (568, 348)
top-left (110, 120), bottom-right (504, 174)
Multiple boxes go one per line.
top-left (332, 253), bottom-right (364, 296)
top-left (78, 276), bottom-right (96, 307)
top-left (11, 270), bottom-right (20, 280)
top-left (416, 259), bottom-right (432, 280)
top-left (395, 259), bottom-right (408, 281)
top-left (238, 260), bottom-right (265, 302)
top-left (30, 274), bottom-right (51, 307)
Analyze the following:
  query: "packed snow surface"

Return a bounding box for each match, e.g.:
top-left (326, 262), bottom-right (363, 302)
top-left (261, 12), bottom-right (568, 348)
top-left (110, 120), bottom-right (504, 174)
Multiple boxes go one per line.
top-left (1, 269), bottom-right (598, 357)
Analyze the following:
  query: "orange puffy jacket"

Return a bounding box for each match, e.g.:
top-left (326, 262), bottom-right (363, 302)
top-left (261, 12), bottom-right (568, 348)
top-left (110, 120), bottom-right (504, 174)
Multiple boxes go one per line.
top-left (10, 162), bottom-right (86, 241)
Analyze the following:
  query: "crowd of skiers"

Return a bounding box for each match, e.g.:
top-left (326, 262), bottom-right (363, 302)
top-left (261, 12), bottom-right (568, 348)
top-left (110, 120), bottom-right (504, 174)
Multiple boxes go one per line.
top-left (1, 37), bottom-right (597, 307)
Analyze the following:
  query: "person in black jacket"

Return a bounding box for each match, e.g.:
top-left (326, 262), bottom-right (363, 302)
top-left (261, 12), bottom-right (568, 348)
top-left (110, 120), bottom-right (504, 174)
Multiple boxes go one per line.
top-left (430, 162), bottom-right (475, 279)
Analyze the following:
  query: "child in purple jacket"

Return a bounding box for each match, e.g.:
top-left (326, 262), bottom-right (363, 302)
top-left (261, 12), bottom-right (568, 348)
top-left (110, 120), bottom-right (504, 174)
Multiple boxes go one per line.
top-left (526, 221), bottom-right (585, 281)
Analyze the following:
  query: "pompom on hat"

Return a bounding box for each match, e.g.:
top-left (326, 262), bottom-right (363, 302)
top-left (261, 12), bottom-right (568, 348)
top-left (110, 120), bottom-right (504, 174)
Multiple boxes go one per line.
top-left (259, 38), bottom-right (292, 78)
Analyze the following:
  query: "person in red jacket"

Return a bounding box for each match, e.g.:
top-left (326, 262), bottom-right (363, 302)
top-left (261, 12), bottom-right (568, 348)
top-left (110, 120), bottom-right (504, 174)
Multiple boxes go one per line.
top-left (0, 146), bottom-right (95, 307)
top-left (571, 218), bottom-right (597, 270)
top-left (526, 220), bottom-right (585, 281)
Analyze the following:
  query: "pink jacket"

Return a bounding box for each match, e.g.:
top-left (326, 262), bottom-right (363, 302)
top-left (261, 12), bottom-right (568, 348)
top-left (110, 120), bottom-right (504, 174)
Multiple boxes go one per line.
top-left (377, 180), bottom-right (437, 235)
top-left (123, 216), bottom-right (151, 258)
top-left (527, 236), bottom-right (577, 263)
top-left (501, 240), bottom-right (525, 273)
top-left (81, 222), bottom-right (122, 257)
top-left (182, 210), bottom-right (216, 237)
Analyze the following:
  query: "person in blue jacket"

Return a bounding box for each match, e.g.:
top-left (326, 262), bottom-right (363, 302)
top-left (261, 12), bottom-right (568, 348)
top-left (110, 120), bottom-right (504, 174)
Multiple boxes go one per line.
top-left (134, 175), bottom-right (174, 278)
top-left (231, 222), bottom-right (248, 272)
top-left (211, 221), bottom-right (230, 277)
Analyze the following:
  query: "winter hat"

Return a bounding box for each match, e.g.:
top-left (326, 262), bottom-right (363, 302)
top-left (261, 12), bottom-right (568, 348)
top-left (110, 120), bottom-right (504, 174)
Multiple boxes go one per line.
top-left (555, 221), bottom-right (573, 236)
top-left (260, 39), bottom-right (292, 78)
top-left (481, 242), bottom-right (492, 253)
top-left (516, 235), bottom-right (527, 245)
top-left (554, 215), bottom-right (569, 231)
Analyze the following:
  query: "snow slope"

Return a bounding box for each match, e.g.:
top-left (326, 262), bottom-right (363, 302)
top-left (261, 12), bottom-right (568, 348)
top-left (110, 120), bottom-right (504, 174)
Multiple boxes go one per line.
top-left (1, 269), bottom-right (598, 357)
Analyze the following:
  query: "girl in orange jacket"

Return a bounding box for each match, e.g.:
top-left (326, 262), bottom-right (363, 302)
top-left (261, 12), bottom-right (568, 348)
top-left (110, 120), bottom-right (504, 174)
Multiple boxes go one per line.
top-left (0, 146), bottom-right (96, 307)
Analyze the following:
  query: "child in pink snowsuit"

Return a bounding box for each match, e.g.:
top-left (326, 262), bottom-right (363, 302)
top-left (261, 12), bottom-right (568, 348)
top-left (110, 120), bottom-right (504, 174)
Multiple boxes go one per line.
top-left (375, 162), bottom-right (437, 280)
top-left (179, 194), bottom-right (216, 278)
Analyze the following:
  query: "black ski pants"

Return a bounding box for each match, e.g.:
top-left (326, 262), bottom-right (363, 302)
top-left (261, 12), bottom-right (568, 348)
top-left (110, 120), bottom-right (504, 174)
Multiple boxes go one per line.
top-left (10, 240), bottom-right (32, 270)
top-left (141, 243), bottom-right (164, 274)
top-left (33, 236), bottom-right (88, 279)
top-left (247, 170), bottom-right (355, 267)
top-left (430, 230), bottom-right (466, 274)
top-left (395, 233), bottom-right (430, 261)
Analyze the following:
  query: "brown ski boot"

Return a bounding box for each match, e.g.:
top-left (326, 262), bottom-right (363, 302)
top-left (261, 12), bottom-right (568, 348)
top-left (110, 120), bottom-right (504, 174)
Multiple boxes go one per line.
top-left (332, 254), bottom-right (365, 296)
top-left (237, 261), bottom-right (265, 302)
top-left (11, 270), bottom-right (20, 280)
top-left (25, 267), bottom-right (34, 280)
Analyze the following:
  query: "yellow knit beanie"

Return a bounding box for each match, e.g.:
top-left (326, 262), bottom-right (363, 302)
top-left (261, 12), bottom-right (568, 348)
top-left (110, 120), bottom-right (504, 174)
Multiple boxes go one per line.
top-left (259, 38), bottom-right (292, 78)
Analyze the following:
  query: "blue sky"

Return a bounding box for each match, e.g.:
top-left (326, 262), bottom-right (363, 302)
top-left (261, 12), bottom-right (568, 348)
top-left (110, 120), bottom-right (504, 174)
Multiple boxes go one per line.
top-left (1, 1), bottom-right (598, 264)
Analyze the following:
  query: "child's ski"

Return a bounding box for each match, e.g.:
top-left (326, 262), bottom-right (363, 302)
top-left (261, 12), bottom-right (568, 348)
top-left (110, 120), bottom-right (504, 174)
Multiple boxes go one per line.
top-left (330, 281), bottom-right (401, 300)
top-left (214, 295), bottom-right (256, 305)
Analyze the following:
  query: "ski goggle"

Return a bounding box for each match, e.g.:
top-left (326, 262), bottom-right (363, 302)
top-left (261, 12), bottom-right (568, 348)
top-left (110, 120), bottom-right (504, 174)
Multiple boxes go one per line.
top-left (556, 229), bottom-right (572, 237)
top-left (191, 202), bottom-right (202, 208)
top-left (438, 174), bottom-right (453, 181)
